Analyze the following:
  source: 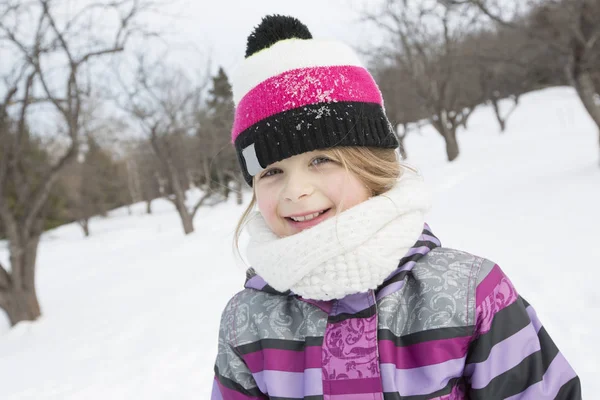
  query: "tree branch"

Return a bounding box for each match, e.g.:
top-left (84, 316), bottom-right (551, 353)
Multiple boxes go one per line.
top-left (449, 0), bottom-right (566, 54)
top-left (23, 143), bottom-right (78, 235)
top-left (16, 71), bottom-right (36, 152)
top-left (586, 29), bottom-right (600, 51)
top-left (190, 191), bottom-right (212, 219)
top-left (148, 124), bottom-right (178, 207)
top-left (0, 11), bottom-right (70, 119)
top-left (63, 1), bottom-right (131, 34)
top-left (0, 199), bottom-right (20, 251)
top-left (0, 87), bottom-right (18, 120)
top-left (39, 0), bottom-right (76, 67)
top-left (79, 47), bottom-right (124, 64)
top-left (0, 87), bottom-right (19, 201)
top-left (7, 96), bottom-right (68, 106)
top-left (114, 0), bottom-right (139, 48)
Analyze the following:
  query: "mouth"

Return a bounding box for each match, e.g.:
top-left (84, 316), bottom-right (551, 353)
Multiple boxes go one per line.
top-left (284, 208), bottom-right (332, 230)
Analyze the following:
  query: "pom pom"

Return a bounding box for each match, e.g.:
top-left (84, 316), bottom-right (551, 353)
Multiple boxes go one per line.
top-left (246, 14), bottom-right (312, 58)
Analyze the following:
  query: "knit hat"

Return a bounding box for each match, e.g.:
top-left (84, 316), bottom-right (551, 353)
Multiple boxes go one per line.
top-left (231, 15), bottom-right (399, 185)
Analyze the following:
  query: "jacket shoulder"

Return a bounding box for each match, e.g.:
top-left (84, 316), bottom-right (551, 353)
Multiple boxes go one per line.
top-left (219, 288), bottom-right (327, 347)
top-left (395, 247), bottom-right (496, 330)
top-left (415, 247), bottom-right (496, 285)
top-left (218, 288), bottom-right (278, 341)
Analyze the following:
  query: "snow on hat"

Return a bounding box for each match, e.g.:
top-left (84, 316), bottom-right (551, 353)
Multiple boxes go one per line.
top-left (231, 15), bottom-right (398, 185)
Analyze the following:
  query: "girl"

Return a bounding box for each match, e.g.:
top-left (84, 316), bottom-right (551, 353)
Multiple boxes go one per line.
top-left (211, 15), bottom-right (581, 400)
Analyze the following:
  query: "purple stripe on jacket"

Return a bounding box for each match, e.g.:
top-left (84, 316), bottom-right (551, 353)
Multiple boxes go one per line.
top-left (253, 368), bottom-right (322, 397)
top-left (403, 245), bottom-right (437, 258)
top-left (211, 379), bottom-right (225, 400)
top-left (380, 356), bottom-right (466, 396)
top-left (464, 323), bottom-right (541, 389)
top-left (214, 379), bottom-right (261, 400)
top-left (245, 275), bottom-right (268, 291)
top-left (504, 352), bottom-right (578, 400)
top-left (376, 261), bottom-right (417, 300)
top-left (328, 394), bottom-right (382, 400)
top-left (526, 305), bottom-right (543, 333)
top-left (421, 234), bottom-right (441, 244)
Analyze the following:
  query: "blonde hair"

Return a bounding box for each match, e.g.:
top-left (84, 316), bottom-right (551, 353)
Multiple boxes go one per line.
top-left (233, 147), bottom-right (409, 260)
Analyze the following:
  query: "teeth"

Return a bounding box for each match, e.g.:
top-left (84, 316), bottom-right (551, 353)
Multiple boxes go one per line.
top-left (290, 211), bottom-right (325, 222)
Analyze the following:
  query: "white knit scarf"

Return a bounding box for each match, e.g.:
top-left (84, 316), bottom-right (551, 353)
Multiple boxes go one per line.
top-left (245, 170), bottom-right (432, 300)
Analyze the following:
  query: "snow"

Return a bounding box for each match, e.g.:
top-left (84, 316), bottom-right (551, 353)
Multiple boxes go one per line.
top-left (1, 86), bottom-right (598, 398)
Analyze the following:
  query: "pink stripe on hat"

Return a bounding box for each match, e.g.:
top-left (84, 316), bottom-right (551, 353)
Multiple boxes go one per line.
top-left (232, 65), bottom-right (383, 142)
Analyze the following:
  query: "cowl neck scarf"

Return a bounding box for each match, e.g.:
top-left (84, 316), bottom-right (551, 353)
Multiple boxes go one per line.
top-left (245, 170), bottom-right (432, 300)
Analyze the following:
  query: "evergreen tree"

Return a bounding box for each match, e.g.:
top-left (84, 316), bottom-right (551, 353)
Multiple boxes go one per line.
top-left (207, 67), bottom-right (235, 120)
top-left (0, 125), bottom-right (69, 239)
top-left (200, 67), bottom-right (242, 202)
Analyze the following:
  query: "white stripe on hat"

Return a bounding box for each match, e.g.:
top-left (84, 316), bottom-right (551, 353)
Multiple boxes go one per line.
top-left (231, 38), bottom-right (364, 105)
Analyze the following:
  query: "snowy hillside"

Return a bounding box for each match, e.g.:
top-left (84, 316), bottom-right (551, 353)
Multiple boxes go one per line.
top-left (0, 87), bottom-right (598, 399)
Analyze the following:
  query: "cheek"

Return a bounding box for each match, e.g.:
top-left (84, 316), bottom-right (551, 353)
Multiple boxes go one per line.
top-left (256, 188), bottom-right (281, 226)
top-left (325, 173), bottom-right (370, 211)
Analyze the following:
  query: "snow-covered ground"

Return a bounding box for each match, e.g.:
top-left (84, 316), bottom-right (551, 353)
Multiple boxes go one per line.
top-left (0, 87), bottom-right (598, 399)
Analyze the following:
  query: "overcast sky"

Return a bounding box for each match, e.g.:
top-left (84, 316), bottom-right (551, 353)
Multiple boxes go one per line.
top-left (150, 0), bottom-right (385, 75)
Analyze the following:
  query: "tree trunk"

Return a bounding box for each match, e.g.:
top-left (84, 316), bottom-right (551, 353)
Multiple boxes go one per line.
top-left (445, 130), bottom-right (460, 162)
top-left (236, 180), bottom-right (243, 205)
top-left (491, 98), bottom-right (507, 133)
top-left (146, 199), bottom-right (153, 215)
top-left (2, 286), bottom-right (41, 326)
top-left (79, 219), bottom-right (90, 237)
top-left (431, 117), bottom-right (460, 162)
top-left (202, 158), bottom-right (211, 188)
top-left (176, 201), bottom-right (194, 235)
top-left (394, 124), bottom-right (409, 160)
top-left (572, 71), bottom-right (600, 165)
top-left (168, 163), bottom-right (194, 235)
top-left (398, 138), bottom-right (408, 160)
top-left (126, 160), bottom-right (142, 204)
top-left (150, 133), bottom-right (194, 234)
top-left (223, 181), bottom-right (230, 200)
top-left (0, 233), bottom-right (42, 326)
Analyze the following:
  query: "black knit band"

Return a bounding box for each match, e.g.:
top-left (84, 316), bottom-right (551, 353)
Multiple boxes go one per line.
top-left (235, 101), bottom-right (399, 185)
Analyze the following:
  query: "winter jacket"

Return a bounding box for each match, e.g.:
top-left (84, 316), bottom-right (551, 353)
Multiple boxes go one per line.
top-left (211, 228), bottom-right (581, 399)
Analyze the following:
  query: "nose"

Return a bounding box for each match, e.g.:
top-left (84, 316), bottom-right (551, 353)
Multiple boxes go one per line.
top-left (282, 174), bottom-right (314, 202)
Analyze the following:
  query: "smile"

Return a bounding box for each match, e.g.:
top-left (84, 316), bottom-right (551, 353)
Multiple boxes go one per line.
top-left (288, 210), bottom-right (328, 222)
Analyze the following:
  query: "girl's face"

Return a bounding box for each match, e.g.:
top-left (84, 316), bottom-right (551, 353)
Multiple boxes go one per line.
top-left (254, 150), bottom-right (370, 237)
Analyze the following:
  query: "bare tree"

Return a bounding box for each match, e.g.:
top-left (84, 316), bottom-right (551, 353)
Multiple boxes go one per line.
top-left (120, 138), bottom-right (161, 215)
top-left (119, 57), bottom-right (216, 234)
top-left (449, 0), bottom-right (600, 163)
top-left (371, 62), bottom-right (431, 158)
top-left (364, 0), bottom-right (485, 161)
top-left (489, 91), bottom-right (520, 133)
top-left (458, 28), bottom-right (531, 132)
top-left (137, 144), bottom-right (162, 214)
top-left (0, 0), bottom-right (147, 326)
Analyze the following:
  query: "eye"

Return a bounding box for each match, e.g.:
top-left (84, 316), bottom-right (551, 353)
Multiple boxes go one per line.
top-left (311, 156), bottom-right (332, 166)
top-left (260, 168), bottom-right (281, 179)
